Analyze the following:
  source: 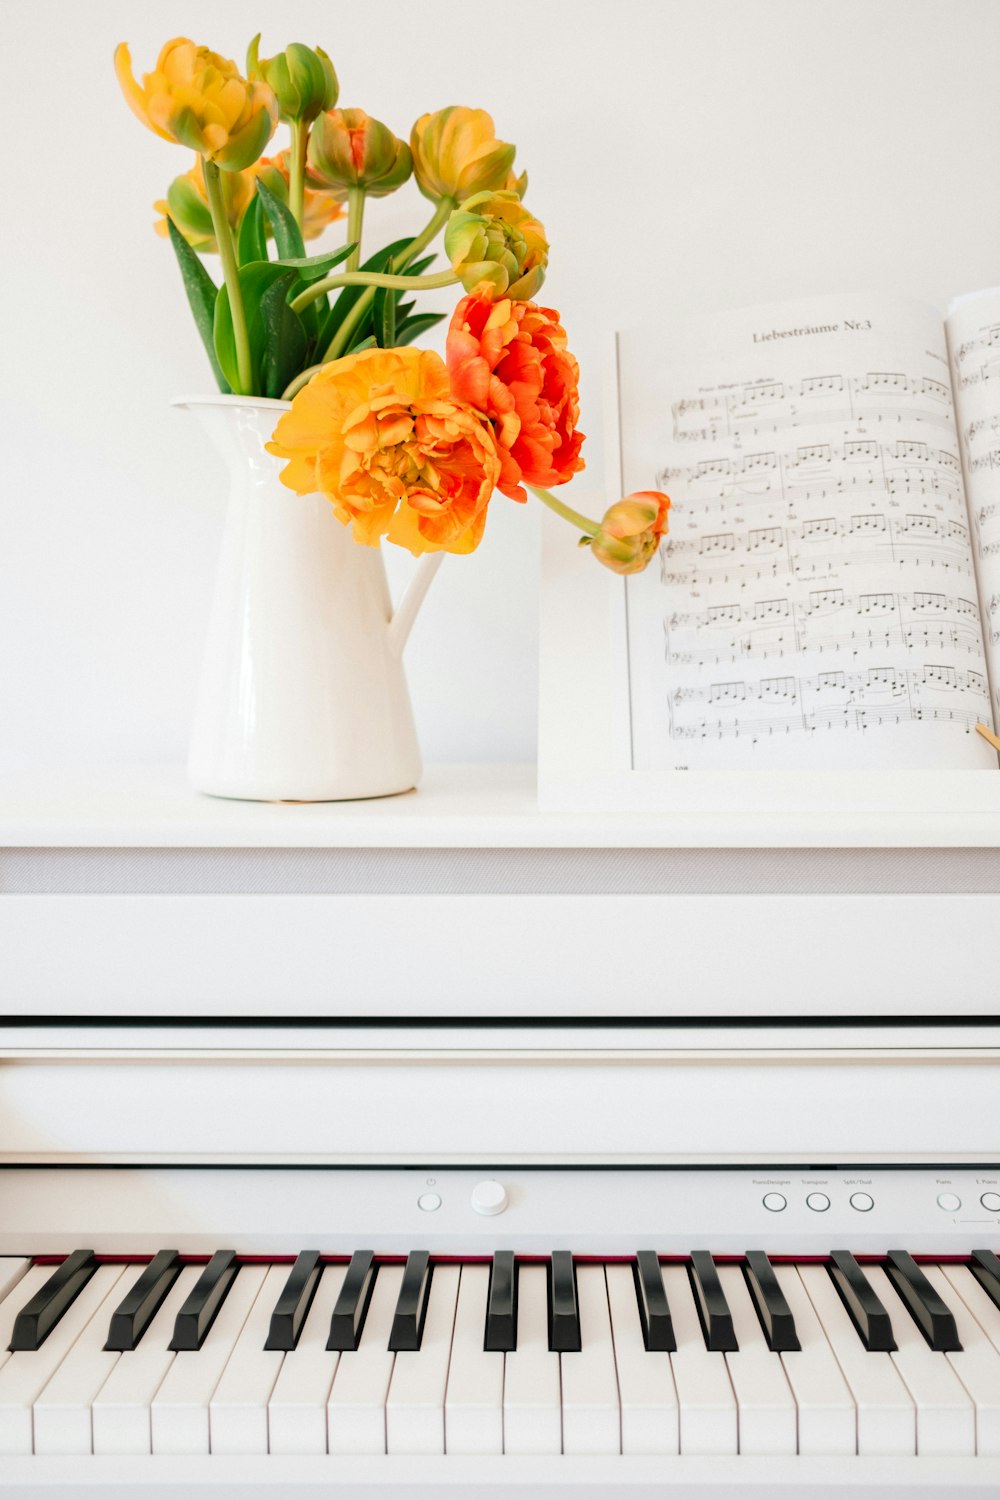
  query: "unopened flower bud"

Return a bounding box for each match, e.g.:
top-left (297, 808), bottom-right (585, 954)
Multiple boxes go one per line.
top-left (307, 108), bottom-right (412, 196)
top-left (587, 492), bottom-right (671, 575)
top-left (246, 36), bottom-right (338, 124)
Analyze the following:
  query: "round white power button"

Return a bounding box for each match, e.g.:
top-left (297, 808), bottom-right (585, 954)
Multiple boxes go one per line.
top-left (981, 1192), bottom-right (1000, 1212)
top-left (937, 1192), bottom-right (962, 1212)
top-left (850, 1192), bottom-right (874, 1212)
top-left (762, 1192), bottom-right (787, 1212)
top-left (417, 1192), bottom-right (442, 1212)
top-left (471, 1180), bottom-right (508, 1216)
top-left (806, 1192), bottom-right (831, 1212)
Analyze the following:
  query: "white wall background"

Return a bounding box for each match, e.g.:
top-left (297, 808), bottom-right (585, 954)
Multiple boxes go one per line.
top-left (3, 0), bottom-right (1000, 774)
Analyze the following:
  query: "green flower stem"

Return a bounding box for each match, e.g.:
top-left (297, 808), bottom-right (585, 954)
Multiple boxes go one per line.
top-left (394, 196), bottom-right (454, 269)
top-left (346, 187), bottom-right (366, 273)
top-left (320, 195), bottom-right (455, 365)
top-left (528, 485), bottom-right (600, 537)
top-left (288, 119), bottom-right (307, 232)
top-left (291, 268), bottom-right (459, 315)
top-left (202, 156), bottom-right (252, 395)
top-left (282, 363), bottom-right (324, 401)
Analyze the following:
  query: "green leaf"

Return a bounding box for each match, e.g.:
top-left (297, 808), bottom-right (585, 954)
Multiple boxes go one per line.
top-left (166, 218), bottom-right (230, 392)
top-left (373, 284), bottom-right (396, 348)
top-left (254, 178), bottom-right (305, 262)
top-left (348, 334), bottom-right (378, 356)
top-left (264, 242), bottom-right (356, 281)
top-left (399, 253), bottom-right (436, 279)
top-left (213, 260), bottom-right (290, 393)
top-left (394, 311), bottom-right (446, 347)
top-left (318, 237), bottom-right (412, 355)
top-left (237, 195), bottom-right (267, 267)
top-left (259, 271), bottom-right (309, 399)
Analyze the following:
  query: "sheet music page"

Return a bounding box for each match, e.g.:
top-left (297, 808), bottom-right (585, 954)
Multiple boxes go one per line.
top-left (947, 287), bottom-right (1000, 734)
top-left (618, 294), bottom-right (997, 771)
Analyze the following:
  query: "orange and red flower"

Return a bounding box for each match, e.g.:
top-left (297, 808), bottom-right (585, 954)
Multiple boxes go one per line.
top-left (267, 347), bottom-right (501, 555)
top-left (446, 284), bottom-right (584, 502)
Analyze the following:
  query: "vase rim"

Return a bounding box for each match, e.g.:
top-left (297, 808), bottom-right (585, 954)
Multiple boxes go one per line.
top-left (172, 394), bottom-right (291, 412)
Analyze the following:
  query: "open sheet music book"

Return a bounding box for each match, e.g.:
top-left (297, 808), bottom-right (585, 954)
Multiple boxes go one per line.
top-left (618, 290), bottom-right (1000, 774)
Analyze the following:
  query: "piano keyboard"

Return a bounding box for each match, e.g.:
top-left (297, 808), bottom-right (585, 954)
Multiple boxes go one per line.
top-left (2, 1248), bottom-right (1000, 1458)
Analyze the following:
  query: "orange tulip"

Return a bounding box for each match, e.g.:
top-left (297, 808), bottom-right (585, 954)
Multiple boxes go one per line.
top-left (446, 285), bottom-right (585, 501)
top-left (308, 108), bottom-right (411, 196)
top-left (267, 348), bottom-right (502, 555)
top-left (587, 492), bottom-right (671, 574)
top-left (114, 38), bottom-right (277, 170)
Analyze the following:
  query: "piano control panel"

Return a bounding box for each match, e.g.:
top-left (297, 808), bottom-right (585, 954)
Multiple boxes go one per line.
top-left (1, 1165), bottom-right (999, 1257)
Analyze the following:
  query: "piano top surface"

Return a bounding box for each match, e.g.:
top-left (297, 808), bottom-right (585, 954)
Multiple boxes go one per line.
top-left (3, 760), bottom-right (1000, 850)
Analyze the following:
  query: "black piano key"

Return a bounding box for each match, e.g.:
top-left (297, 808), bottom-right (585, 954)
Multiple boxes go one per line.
top-left (105, 1250), bottom-right (181, 1352)
top-left (264, 1251), bottom-right (322, 1352)
top-left (169, 1250), bottom-right (238, 1352)
top-left (829, 1251), bottom-right (896, 1352)
top-left (9, 1250), bottom-right (96, 1352)
top-left (743, 1250), bottom-right (800, 1352)
top-left (485, 1251), bottom-right (518, 1352)
top-left (388, 1251), bottom-right (433, 1353)
top-left (885, 1250), bottom-right (962, 1352)
top-left (971, 1249), bottom-right (1000, 1313)
top-left (327, 1250), bottom-right (377, 1352)
top-left (688, 1251), bottom-right (739, 1353)
top-left (633, 1251), bottom-right (676, 1352)
top-left (547, 1251), bottom-right (581, 1353)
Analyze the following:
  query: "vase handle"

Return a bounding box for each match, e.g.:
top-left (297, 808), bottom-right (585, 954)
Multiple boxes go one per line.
top-left (387, 551), bottom-right (445, 657)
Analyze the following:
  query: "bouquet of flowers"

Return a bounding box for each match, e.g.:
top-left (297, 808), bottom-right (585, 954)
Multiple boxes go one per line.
top-left (115, 35), bottom-right (669, 573)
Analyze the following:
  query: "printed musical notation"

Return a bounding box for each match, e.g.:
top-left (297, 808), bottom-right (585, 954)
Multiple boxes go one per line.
top-left (949, 289), bottom-right (1000, 726)
top-left (618, 295), bottom-right (998, 770)
top-left (672, 370), bottom-right (953, 444)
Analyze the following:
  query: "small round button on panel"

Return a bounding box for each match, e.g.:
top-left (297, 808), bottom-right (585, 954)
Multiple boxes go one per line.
top-left (981, 1192), bottom-right (1000, 1212)
top-left (471, 1180), bottom-right (508, 1216)
top-left (762, 1192), bottom-right (787, 1212)
top-left (937, 1192), bottom-right (962, 1212)
top-left (850, 1192), bottom-right (875, 1213)
top-left (417, 1192), bottom-right (441, 1212)
top-left (806, 1192), bottom-right (831, 1212)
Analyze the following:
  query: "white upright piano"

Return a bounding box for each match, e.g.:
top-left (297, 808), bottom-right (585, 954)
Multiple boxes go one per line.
top-left (0, 761), bottom-right (999, 1497)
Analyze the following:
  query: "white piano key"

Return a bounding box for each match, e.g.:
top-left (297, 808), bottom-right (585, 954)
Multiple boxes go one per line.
top-left (942, 1263), bottom-right (1000, 1357)
top-left (327, 1264), bottom-right (402, 1455)
top-left (32, 1268), bottom-right (139, 1454)
top-left (922, 1263), bottom-right (1000, 1454)
top-left (661, 1265), bottom-right (737, 1456)
top-left (797, 1265), bottom-right (914, 1456)
top-left (386, 1264), bottom-right (460, 1455)
top-left (267, 1262), bottom-right (346, 1456)
top-left (716, 1264), bottom-right (795, 1455)
top-left (560, 1265), bottom-right (620, 1455)
top-left (0, 1264), bottom-right (125, 1455)
top-left (502, 1263), bottom-right (561, 1455)
top-left (0, 1266), bottom-right (53, 1381)
top-left (92, 1265), bottom-right (202, 1455)
top-left (771, 1263), bottom-right (856, 1455)
top-left (209, 1263), bottom-right (288, 1454)
top-left (444, 1264), bottom-right (504, 1455)
top-left (866, 1264), bottom-right (975, 1456)
top-left (605, 1262), bottom-right (679, 1455)
top-left (150, 1264), bottom-right (266, 1456)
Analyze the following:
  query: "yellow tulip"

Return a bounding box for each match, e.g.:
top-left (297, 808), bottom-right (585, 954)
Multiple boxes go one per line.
top-left (155, 152), bottom-right (344, 251)
top-left (445, 191), bottom-right (548, 300)
top-left (114, 38), bottom-right (278, 171)
top-left (410, 106), bottom-right (516, 203)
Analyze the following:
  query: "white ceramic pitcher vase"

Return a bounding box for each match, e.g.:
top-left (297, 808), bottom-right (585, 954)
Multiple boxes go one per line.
top-left (179, 396), bottom-right (442, 802)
